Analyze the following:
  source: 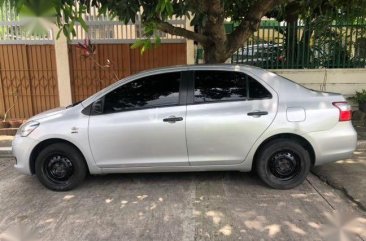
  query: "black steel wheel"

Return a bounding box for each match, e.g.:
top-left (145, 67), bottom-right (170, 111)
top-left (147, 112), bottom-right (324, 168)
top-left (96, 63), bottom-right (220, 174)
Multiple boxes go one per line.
top-left (255, 139), bottom-right (311, 189)
top-left (44, 155), bottom-right (74, 184)
top-left (268, 150), bottom-right (301, 181)
top-left (35, 143), bottom-right (87, 191)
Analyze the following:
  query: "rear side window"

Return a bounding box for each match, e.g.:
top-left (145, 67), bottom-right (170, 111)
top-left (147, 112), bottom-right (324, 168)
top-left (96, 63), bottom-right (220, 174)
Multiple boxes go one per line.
top-left (194, 71), bottom-right (248, 103)
top-left (103, 72), bottom-right (181, 113)
top-left (248, 78), bottom-right (272, 99)
top-left (193, 70), bottom-right (271, 103)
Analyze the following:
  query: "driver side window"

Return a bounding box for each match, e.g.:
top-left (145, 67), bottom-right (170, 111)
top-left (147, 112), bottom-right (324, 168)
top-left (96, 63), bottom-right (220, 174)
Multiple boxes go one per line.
top-left (103, 72), bottom-right (181, 114)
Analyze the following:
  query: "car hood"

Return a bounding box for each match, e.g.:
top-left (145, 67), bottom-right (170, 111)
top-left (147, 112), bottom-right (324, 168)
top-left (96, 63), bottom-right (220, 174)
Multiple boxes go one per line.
top-left (28, 107), bottom-right (67, 122)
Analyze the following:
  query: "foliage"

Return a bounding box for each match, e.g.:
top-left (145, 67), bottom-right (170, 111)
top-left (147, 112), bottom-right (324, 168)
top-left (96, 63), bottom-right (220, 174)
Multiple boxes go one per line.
top-left (0, 0), bottom-right (285, 62)
top-left (349, 89), bottom-right (366, 104)
top-left (247, 0), bottom-right (366, 69)
top-left (76, 38), bottom-right (96, 57)
top-left (2, 0), bottom-right (366, 63)
top-left (75, 38), bottom-right (118, 82)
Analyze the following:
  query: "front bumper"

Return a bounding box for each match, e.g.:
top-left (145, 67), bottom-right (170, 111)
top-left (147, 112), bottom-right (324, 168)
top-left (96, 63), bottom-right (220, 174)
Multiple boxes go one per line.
top-left (12, 135), bottom-right (39, 175)
top-left (307, 122), bottom-right (357, 166)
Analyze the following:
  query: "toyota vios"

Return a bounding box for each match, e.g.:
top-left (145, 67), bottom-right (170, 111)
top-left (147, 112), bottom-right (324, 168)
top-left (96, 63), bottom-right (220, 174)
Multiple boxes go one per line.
top-left (13, 65), bottom-right (357, 191)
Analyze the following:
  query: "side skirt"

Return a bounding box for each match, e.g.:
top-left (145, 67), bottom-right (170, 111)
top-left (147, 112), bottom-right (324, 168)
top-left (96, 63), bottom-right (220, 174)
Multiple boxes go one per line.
top-left (100, 163), bottom-right (252, 174)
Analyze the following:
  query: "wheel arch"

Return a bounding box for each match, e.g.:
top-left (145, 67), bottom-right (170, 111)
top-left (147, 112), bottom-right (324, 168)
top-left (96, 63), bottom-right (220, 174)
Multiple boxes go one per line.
top-left (29, 138), bottom-right (90, 175)
top-left (253, 133), bottom-right (316, 168)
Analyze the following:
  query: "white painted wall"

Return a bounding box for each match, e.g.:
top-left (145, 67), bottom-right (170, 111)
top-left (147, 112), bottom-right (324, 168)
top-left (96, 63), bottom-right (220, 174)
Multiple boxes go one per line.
top-left (51, 25), bottom-right (73, 106)
top-left (272, 68), bottom-right (366, 98)
top-left (185, 15), bottom-right (195, 65)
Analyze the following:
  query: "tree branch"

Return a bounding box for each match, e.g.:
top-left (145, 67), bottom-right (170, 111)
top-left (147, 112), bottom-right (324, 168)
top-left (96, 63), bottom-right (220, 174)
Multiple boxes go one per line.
top-left (154, 19), bottom-right (208, 44)
top-left (226, 0), bottom-right (284, 55)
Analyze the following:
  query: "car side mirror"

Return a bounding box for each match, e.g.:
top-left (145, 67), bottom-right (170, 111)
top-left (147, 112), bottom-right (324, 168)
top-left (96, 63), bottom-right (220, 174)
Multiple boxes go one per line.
top-left (91, 98), bottom-right (104, 115)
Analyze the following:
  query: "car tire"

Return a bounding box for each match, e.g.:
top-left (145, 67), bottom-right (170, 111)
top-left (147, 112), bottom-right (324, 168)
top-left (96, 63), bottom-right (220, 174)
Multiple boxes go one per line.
top-left (255, 139), bottom-right (311, 189)
top-left (35, 143), bottom-right (87, 191)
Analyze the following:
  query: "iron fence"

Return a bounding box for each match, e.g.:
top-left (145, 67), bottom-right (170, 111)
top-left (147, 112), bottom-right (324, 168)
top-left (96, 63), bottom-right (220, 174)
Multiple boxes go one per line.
top-left (229, 15), bottom-right (366, 69)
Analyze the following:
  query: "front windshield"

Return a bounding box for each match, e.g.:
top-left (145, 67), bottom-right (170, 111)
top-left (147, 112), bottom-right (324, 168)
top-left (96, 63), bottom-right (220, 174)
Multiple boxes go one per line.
top-left (81, 75), bottom-right (133, 105)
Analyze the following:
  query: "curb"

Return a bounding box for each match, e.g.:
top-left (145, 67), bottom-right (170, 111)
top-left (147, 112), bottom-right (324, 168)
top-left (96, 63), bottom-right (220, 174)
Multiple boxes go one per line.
top-left (357, 139), bottom-right (366, 147)
top-left (0, 147), bottom-right (13, 158)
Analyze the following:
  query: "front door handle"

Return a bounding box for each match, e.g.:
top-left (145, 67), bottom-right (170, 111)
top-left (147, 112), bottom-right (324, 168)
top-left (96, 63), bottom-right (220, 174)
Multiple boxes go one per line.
top-left (247, 111), bottom-right (268, 117)
top-left (163, 116), bottom-right (183, 123)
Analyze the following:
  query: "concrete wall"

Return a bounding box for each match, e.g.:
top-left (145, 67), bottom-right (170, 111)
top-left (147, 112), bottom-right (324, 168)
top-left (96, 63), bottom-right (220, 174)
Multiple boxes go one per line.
top-left (52, 25), bottom-right (73, 106)
top-left (185, 16), bottom-right (195, 65)
top-left (272, 68), bottom-right (366, 98)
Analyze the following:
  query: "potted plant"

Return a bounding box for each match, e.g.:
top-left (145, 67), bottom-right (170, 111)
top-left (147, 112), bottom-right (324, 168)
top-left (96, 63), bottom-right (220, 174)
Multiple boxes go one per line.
top-left (0, 101), bottom-right (16, 129)
top-left (9, 119), bottom-right (23, 128)
top-left (0, 119), bottom-right (10, 129)
top-left (349, 89), bottom-right (366, 112)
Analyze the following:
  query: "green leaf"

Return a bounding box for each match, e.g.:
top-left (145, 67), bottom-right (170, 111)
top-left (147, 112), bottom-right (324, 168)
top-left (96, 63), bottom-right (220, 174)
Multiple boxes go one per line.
top-left (155, 0), bottom-right (164, 13)
top-left (165, 1), bottom-right (174, 17)
top-left (131, 39), bottom-right (154, 55)
top-left (155, 35), bottom-right (161, 45)
top-left (62, 25), bottom-right (69, 39)
top-left (131, 39), bottom-right (146, 49)
top-left (56, 28), bottom-right (62, 39)
top-left (141, 45), bottom-right (147, 54)
top-left (78, 17), bottom-right (89, 32)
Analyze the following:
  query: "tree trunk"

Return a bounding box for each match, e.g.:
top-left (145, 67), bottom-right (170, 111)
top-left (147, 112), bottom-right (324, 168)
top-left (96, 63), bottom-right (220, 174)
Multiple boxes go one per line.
top-left (203, 44), bottom-right (228, 63)
top-left (201, 0), bottom-right (228, 63)
top-left (282, 1), bottom-right (302, 68)
top-left (299, 18), bottom-right (313, 66)
top-left (285, 19), bottom-right (298, 68)
top-left (155, 0), bottom-right (283, 64)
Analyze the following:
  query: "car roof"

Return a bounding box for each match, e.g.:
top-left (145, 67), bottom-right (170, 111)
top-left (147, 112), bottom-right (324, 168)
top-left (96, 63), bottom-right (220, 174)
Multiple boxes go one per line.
top-left (134, 64), bottom-right (266, 75)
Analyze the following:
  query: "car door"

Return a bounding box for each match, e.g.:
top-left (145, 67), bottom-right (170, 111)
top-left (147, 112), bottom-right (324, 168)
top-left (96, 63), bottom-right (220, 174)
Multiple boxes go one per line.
top-left (88, 71), bottom-right (189, 168)
top-left (186, 70), bottom-right (277, 166)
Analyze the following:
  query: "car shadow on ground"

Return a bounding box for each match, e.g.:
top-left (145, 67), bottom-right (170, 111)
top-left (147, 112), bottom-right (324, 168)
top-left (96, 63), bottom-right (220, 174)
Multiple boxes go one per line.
top-left (80, 170), bottom-right (266, 190)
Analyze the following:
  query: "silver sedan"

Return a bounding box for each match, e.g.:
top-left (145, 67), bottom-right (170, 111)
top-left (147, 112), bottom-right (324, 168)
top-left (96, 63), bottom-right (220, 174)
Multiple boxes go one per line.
top-left (13, 65), bottom-right (357, 191)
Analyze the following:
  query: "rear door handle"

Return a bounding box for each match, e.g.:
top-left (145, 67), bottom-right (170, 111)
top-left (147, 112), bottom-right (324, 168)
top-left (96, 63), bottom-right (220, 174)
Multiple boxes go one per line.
top-left (247, 111), bottom-right (268, 117)
top-left (163, 116), bottom-right (183, 123)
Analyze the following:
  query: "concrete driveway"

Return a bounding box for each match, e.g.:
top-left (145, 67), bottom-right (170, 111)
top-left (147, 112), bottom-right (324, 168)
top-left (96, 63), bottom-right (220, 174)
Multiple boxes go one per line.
top-left (0, 158), bottom-right (365, 241)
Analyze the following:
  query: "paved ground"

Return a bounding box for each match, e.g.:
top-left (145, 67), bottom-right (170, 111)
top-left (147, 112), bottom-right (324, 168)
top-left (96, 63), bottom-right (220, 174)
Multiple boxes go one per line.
top-left (0, 158), bottom-right (365, 241)
top-left (312, 141), bottom-right (366, 211)
top-left (310, 119), bottom-right (366, 212)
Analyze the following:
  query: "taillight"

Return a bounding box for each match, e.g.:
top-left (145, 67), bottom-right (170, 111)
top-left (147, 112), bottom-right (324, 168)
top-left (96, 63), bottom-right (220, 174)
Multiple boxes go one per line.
top-left (333, 102), bottom-right (352, 121)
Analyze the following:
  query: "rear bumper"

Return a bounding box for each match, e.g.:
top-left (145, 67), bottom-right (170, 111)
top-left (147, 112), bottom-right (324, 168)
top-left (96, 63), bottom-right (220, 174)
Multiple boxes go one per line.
top-left (12, 135), bottom-right (38, 175)
top-left (307, 122), bottom-right (357, 166)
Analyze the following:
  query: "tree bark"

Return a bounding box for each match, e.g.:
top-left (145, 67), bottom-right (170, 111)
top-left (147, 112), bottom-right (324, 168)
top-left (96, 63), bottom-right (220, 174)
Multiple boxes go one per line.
top-left (285, 19), bottom-right (298, 67)
top-left (283, 1), bottom-right (301, 68)
top-left (299, 18), bottom-right (313, 66)
top-left (155, 0), bottom-right (284, 63)
top-left (155, 20), bottom-right (208, 44)
top-left (201, 0), bottom-right (227, 63)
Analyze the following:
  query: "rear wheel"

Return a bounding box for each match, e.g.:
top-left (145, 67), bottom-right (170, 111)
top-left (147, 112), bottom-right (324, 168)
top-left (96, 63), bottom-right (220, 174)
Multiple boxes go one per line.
top-left (35, 143), bottom-right (87, 191)
top-left (255, 139), bottom-right (311, 189)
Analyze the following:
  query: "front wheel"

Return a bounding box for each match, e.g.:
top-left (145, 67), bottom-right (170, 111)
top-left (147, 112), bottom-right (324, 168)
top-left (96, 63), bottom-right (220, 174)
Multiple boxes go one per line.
top-left (35, 143), bottom-right (87, 191)
top-left (255, 139), bottom-right (311, 189)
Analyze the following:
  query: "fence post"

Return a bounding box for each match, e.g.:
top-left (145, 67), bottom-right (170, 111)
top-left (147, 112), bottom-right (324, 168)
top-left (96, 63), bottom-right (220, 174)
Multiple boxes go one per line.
top-left (51, 25), bottom-right (73, 106)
